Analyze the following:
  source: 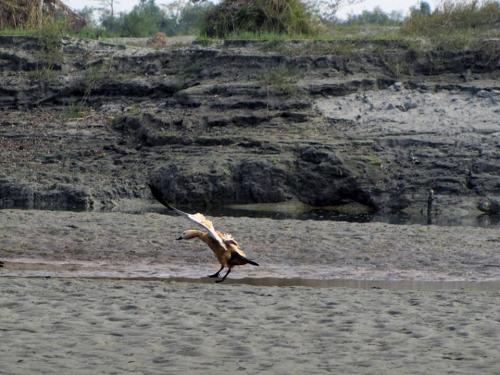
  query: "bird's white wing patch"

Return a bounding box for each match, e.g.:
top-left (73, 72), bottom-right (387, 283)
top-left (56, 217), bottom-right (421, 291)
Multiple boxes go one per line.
top-left (148, 188), bottom-right (229, 250)
top-left (186, 212), bottom-right (227, 250)
top-left (190, 213), bottom-right (213, 229)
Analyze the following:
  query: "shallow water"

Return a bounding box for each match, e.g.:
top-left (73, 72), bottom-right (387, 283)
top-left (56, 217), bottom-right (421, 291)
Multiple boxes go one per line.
top-left (2, 258), bottom-right (500, 292)
top-left (5, 275), bottom-right (500, 292)
top-left (152, 277), bottom-right (500, 292)
top-left (115, 199), bottom-right (500, 228)
top-left (208, 206), bottom-right (500, 228)
top-left (21, 198), bottom-right (500, 228)
top-left (3, 256), bottom-right (500, 285)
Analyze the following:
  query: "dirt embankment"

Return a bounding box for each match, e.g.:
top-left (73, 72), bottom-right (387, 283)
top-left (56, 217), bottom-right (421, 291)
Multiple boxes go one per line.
top-left (0, 36), bottom-right (499, 222)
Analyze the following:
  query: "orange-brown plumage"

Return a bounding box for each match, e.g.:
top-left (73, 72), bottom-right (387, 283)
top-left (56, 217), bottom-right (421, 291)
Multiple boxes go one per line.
top-left (149, 184), bottom-right (258, 282)
top-left (176, 228), bottom-right (259, 282)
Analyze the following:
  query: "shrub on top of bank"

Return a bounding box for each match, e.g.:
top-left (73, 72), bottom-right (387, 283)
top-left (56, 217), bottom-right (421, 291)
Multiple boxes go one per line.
top-left (200, 0), bottom-right (318, 38)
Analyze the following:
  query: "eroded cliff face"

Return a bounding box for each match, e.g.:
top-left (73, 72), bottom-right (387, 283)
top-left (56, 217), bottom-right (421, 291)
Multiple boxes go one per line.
top-left (0, 35), bottom-right (499, 220)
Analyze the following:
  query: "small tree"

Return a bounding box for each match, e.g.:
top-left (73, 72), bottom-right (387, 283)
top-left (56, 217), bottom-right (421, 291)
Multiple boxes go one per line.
top-left (77, 5), bottom-right (98, 26)
top-left (96, 0), bottom-right (118, 18)
top-left (409, 1), bottom-right (431, 17)
top-left (102, 0), bottom-right (178, 37)
top-left (419, 1), bottom-right (432, 16)
top-left (166, 0), bottom-right (214, 35)
top-left (344, 6), bottom-right (403, 25)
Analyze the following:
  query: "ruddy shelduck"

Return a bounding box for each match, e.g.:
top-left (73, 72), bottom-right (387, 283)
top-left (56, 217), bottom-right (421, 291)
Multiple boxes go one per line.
top-left (149, 184), bottom-right (259, 282)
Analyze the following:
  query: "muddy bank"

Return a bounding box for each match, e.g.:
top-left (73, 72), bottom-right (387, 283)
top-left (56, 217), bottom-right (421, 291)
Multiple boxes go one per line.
top-left (1, 209), bottom-right (499, 281)
top-left (0, 37), bottom-right (499, 223)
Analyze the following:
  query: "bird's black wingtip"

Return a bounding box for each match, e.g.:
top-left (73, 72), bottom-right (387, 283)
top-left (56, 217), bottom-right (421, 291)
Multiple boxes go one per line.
top-left (148, 183), bottom-right (160, 199)
top-left (148, 183), bottom-right (176, 211)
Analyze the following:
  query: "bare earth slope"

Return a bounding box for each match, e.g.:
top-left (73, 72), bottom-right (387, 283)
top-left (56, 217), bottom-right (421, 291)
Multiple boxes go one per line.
top-left (0, 36), bottom-right (499, 223)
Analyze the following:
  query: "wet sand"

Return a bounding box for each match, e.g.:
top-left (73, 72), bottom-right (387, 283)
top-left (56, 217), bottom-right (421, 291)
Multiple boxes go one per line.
top-left (1, 209), bottom-right (499, 374)
top-left (0, 209), bottom-right (499, 281)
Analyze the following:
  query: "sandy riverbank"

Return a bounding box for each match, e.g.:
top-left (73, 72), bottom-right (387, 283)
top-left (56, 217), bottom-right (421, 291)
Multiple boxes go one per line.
top-left (1, 209), bottom-right (499, 374)
top-left (0, 277), bottom-right (498, 375)
top-left (1, 209), bottom-right (499, 281)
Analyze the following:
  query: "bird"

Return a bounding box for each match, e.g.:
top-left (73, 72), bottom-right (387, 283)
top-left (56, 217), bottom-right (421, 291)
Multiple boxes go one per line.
top-left (149, 184), bottom-right (259, 283)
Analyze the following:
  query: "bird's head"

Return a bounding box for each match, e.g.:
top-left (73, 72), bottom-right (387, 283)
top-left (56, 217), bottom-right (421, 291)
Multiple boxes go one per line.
top-left (176, 230), bottom-right (202, 240)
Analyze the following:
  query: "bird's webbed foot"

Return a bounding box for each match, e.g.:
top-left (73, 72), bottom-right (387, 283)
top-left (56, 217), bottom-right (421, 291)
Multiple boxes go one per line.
top-left (215, 268), bottom-right (231, 283)
top-left (208, 265), bottom-right (224, 278)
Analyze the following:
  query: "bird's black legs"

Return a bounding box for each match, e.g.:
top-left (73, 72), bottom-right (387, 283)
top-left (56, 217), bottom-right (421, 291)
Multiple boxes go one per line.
top-left (215, 268), bottom-right (231, 283)
top-left (209, 266), bottom-right (232, 283)
top-left (208, 265), bottom-right (224, 278)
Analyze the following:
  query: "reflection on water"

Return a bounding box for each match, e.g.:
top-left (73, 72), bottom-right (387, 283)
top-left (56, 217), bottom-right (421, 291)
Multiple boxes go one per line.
top-left (3, 259), bottom-right (499, 291)
top-left (111, 199), bottom-right (500, 228)
top-left (158, 277), bottom-right (500, 292)
top-left (3, 274), bottom-right (498, 292)
top-left (210, 206), bottom-right (374, 223)
top-left (143, 201), bottom-right (374, 222)
top-left (193, 205), bottom-right (500, 228)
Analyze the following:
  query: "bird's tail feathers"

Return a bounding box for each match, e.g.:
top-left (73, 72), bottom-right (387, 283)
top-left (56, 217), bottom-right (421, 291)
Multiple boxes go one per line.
top-left (246, 259), bottom-right (259, 266)
top-left (230, 252), bottom-right (259, 266)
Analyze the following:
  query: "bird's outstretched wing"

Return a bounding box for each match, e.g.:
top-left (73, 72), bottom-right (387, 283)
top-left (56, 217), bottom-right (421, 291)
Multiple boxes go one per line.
top-left (219, 231), bottom-right (239, 247)
top-left (149, 184), bottom-right (227, 250)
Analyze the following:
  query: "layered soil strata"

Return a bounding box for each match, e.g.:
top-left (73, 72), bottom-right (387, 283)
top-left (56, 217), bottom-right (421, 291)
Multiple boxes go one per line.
top-left (0, 36), bottom-right (499, 221)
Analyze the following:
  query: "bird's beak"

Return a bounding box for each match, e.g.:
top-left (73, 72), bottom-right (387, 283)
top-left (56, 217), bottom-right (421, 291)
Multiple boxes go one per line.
top-left (176, 236), bottom-right (183, 240)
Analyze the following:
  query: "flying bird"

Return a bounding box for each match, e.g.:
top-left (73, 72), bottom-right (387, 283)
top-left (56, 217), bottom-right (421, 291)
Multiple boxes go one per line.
top-left (149, 184), bottom-right (259, 283)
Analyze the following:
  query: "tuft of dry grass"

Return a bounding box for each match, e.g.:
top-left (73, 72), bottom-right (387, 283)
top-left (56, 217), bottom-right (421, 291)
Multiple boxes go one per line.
top-left (0, 0), bottom-right (43, 29)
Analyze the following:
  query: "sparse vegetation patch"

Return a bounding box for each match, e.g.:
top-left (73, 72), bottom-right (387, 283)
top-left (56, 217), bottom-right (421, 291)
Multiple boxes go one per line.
top-left (401, 0), bottom-right (500, 50)
top-left (261, 63), bottom-right (302, 96)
